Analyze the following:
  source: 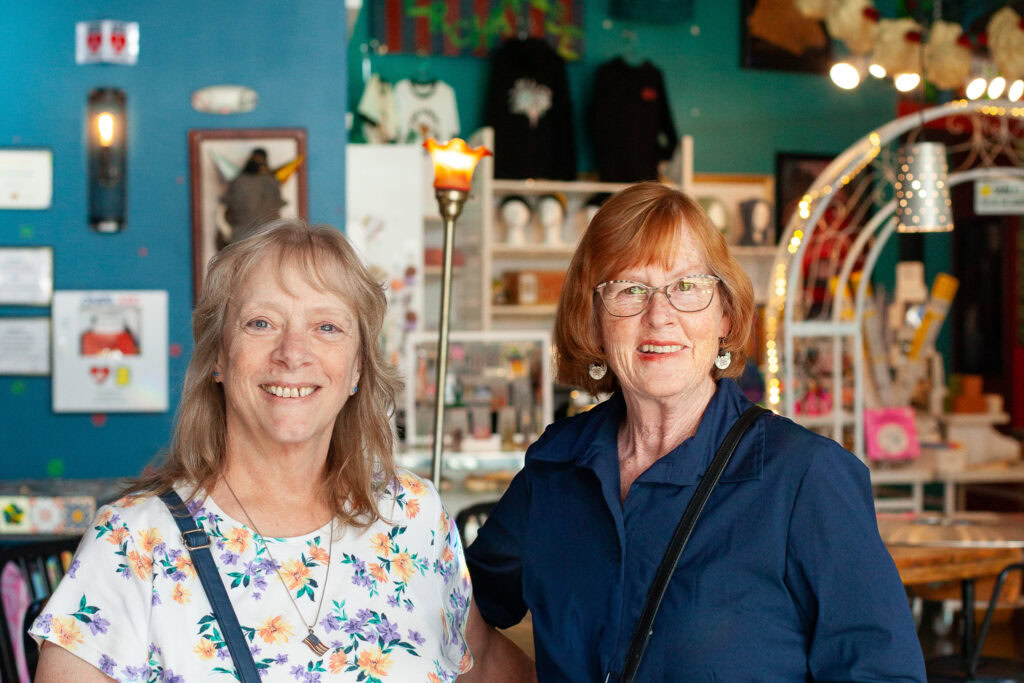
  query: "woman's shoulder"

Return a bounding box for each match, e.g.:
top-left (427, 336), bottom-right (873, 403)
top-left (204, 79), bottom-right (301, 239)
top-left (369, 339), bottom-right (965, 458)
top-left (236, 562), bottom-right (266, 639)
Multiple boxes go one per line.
top-left (380, 468), bottom-right (446, 529)
top-left (93, 490), bottom-right (177, 528)
top-left (760, 411), bottom-right (869, 481)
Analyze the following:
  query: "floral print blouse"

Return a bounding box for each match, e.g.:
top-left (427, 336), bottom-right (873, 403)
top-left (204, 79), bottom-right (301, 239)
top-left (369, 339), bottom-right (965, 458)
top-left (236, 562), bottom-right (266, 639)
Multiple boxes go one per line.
top-left (29, 471), bottom-right (472, 682)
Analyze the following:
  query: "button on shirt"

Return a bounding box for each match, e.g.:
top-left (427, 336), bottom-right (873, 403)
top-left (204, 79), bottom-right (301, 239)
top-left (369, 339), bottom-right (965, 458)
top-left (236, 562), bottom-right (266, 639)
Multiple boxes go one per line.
top-left (465, 379), bottom-right (925, 681)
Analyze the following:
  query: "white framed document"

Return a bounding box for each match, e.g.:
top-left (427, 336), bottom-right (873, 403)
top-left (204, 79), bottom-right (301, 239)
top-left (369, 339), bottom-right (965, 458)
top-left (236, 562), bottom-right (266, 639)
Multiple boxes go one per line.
top-left (0, 149), bottom-right (53, 209)
top-left (52, 290), bottom-right (168, 413)
top-left (0, 317), bottom-right (50, 375)
top-left (0, 246), bottom-right (53, 306)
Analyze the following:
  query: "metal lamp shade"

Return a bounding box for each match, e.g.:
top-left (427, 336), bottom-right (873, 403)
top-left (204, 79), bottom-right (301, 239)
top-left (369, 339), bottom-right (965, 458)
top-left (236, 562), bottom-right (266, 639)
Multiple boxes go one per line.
top-left (895, 142), bottom-right (954, 233)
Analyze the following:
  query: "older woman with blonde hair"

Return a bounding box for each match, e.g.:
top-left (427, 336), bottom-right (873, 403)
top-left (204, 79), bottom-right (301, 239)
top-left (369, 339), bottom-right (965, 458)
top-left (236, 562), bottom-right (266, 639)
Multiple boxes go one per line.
top-left (32, 219), bottom-right (472, 682)
top-left (463, 182), bottom-right (924, 681)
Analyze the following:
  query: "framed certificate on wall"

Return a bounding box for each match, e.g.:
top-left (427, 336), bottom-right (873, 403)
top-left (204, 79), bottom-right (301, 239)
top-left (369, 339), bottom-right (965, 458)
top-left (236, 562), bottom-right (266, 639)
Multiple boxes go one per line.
top-left (0, 246), bottom-right (53, 306)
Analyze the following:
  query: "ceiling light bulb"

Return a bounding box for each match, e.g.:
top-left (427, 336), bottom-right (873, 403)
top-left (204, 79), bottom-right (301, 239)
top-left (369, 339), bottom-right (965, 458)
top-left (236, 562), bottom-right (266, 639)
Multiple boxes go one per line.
top-left (96, 112), bottom-right (115, 147)
top-left (894, 73), bottom-right (921, 92)
top-left (1009, 79), bottom-right (1024, 102)
top-left (868, 63), bottom-right (886, 78)
top-left (966, 77), bottom-right (987, 100)
top-left (988, 76), bottom-right (1007, 99)
top-left (830, 62), bottom-right (861, 90)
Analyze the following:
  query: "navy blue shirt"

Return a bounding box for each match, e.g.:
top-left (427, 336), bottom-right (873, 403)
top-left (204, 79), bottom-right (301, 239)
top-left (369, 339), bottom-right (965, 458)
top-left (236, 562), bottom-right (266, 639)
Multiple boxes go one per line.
top-left (466, 380), bottom-right (925, 681)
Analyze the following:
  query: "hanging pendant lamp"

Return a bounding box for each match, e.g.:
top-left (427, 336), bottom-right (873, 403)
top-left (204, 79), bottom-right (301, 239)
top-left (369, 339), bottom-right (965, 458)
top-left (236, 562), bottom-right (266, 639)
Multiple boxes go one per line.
top-left (895, 142), bottom-right (954, 232)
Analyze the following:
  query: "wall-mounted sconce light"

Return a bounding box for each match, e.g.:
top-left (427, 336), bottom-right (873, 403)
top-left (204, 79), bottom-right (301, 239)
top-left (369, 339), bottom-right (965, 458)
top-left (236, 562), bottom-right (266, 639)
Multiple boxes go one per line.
top-left (87, 88), bottom-right (126, 232)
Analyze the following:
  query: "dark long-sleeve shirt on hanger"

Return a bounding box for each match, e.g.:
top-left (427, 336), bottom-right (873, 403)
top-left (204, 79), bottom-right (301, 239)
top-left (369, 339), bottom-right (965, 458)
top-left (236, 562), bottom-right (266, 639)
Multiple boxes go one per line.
top-left (485, 37), bottom-right (576, 180)
top-left (591, 57), bottom-right (678, 182)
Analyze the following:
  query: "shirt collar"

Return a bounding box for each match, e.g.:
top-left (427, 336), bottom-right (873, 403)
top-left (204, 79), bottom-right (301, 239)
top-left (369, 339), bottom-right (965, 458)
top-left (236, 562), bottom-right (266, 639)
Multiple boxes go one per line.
top-left (532, 379), bottom-right (763, 486)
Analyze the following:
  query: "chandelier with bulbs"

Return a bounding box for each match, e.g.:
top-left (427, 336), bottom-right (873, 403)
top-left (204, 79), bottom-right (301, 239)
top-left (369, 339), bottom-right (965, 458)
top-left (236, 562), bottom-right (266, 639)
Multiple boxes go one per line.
top-left (798, 1), bottom-right (1024, 100)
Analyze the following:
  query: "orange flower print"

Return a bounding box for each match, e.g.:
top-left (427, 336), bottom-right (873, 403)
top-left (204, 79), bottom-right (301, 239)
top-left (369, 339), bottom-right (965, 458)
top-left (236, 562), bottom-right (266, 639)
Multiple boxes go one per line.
top-left (438, 509), bottom-right (451, 535)
top-left (357, 645), bottom-right (393, 677)
top-left (174, 554), bottom-right (196, 579)
top-left (392, 551), bottom-right (415, 583)
top-left (279, 559), bottom-right (311, 592)
top-left (328, 650), bottom-right (348, 673)
top-left (128, 550), bottom-right (153, 580)
top-left (309, 541), bottom-right (329, 565)
top-left (441, 546), bottom-right (454, 563)
top-left (106, 526), bottom-right (130, 546)
top-left (370, 532), bottom-right (392, 558)
top-left (194, 638), bottom-right (217, 660)
top-left (224, 526), bottom-right (251, 554)
top-left (172, 583), bottom-right (191, 604)
top-left (400, 473), bottom-right (426, 496)
top-left (51, 616), bottom-right (84, 650)
top-left (369, 562), bottom-right (388, 583)
top-left (257, 615), bottom-right (294, 644)
top-left (428, 673), bottom-right (443, 683)
top-left (137, 527), bottom-right (163, 554)
top-left (405, 498), bottom-right (421, 519)
top-left (96, 508), bottom-right (113, 526)
top-left (458, 650), bottom-right (473, 673)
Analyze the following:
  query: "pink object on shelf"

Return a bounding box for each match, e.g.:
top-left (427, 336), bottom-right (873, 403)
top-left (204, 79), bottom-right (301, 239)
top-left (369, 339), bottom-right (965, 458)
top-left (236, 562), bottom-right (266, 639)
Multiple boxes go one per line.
top-left (2, 561), bottom-right (32, 682)
top-left (864, 407), bottom-right (921, 461)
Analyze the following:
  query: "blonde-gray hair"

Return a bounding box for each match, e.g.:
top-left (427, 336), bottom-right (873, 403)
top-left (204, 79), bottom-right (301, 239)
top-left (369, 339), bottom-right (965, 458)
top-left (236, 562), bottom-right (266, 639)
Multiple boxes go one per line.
top-left (128, 218), bottom-right (402, 527)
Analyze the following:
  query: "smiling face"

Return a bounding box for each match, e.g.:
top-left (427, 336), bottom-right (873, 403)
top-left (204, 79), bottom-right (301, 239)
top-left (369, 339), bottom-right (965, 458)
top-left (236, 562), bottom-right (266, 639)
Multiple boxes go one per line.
top-left (597, 224), bottom-right (730, 404)
top-left (216, 255), bottom-right (361, 454)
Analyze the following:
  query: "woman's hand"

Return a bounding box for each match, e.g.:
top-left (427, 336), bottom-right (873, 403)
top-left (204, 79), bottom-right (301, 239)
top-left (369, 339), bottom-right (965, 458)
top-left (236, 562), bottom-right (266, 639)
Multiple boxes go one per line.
top-left (34, 641), bottom-right (117, 682)
top-left (459, 599), bottom-right (537, 682)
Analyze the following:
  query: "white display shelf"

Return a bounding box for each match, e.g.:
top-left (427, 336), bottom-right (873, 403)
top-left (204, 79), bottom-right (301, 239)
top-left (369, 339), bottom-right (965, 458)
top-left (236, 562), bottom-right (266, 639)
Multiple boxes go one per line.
top-left (492, 178), bottom-right (630, 194)
top-left (792, 411), bottom-right (856, 428)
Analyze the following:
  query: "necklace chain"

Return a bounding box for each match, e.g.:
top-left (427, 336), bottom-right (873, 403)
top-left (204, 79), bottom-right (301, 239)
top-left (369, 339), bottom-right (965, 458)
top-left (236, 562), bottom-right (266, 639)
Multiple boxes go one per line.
top-left (221, 477), bottom-right (333, 650)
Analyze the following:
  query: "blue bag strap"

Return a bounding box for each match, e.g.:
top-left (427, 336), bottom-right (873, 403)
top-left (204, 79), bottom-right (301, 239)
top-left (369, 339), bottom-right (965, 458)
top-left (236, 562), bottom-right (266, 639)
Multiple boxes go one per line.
top-left (158, 490), bottom-right (261, 683)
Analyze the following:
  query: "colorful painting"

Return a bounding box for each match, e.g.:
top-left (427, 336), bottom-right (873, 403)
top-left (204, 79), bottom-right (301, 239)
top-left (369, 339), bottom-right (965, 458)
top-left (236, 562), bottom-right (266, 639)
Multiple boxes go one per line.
top-left (369, 0), bottom-right (584, 60)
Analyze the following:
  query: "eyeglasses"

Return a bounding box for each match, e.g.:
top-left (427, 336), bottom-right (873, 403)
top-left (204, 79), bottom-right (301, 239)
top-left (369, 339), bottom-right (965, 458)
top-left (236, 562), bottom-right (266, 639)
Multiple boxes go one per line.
top-left (594, 275), bottom-right (720, 317)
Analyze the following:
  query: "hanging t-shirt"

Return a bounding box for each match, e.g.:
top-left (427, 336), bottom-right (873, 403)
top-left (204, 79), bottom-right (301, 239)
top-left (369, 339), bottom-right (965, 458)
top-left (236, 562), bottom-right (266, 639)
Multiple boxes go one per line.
top-left (29, 472), bottom-right (472, 682)
top-left (591, 58), bottom-right (678, 182)
top-left (393, 79), bottom-right (460, 144)
top-left (485, 37), bottom-right (576, 180)
top-left (357, 74), bottom-right (399, 144)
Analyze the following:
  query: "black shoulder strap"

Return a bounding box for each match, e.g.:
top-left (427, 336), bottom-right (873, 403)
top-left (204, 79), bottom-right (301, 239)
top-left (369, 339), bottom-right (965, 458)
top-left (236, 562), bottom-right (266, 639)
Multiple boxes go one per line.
top-left (617, 404), bottom-right (768, 683)
top-left (158, 490), bottom-right (261, 683)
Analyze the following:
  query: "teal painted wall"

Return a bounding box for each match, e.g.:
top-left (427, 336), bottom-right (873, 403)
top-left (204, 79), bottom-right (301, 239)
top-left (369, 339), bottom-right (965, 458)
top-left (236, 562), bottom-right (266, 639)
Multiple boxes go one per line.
top-left (347, 0), bottom-right (898, 174)
top-left (0, 1), bottom-right (347, 480)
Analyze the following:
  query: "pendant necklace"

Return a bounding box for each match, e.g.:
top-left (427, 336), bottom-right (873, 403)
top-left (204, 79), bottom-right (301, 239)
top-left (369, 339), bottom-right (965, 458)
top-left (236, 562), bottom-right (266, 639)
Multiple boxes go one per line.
top-left (222, 477), bottom-right (334, 656)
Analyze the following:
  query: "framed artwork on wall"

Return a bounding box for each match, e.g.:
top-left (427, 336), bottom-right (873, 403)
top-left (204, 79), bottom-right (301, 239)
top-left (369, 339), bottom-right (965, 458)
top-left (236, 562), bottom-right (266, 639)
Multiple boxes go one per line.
top-left (740, 0), bottom-right (832, 73)
top-left (188, 128), bottom-right (307, 299)
top-left (775, 152), bottom-right (834, 240)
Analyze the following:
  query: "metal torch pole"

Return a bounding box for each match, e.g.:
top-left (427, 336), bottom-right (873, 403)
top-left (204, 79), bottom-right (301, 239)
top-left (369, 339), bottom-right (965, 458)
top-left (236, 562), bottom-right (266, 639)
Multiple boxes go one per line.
top-left (430, 188), bottom-right (467, 489)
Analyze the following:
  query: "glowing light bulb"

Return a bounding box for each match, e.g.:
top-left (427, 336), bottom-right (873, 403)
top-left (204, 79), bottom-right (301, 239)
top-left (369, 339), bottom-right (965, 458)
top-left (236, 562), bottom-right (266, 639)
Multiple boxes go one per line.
top-left (868, 63), bottom-right (886, 78)
top-left (988, 76), bottom-right (1007, 99)
top-left (830, 62), bottom-right (861, 90)
top-left (894, 73), bottom-right (921, 92)
top-left (966, 77), bottom-right (987, 100)
top-left (1009, 80), bottom-right (1024, 102)
top-left (96, 112), bottom-right (115, 147)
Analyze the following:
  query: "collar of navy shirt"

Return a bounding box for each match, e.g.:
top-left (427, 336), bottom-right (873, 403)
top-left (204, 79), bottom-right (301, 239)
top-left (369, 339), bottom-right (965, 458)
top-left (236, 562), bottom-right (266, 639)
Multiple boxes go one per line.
top-left (529, 378), bottom-right (765, 488)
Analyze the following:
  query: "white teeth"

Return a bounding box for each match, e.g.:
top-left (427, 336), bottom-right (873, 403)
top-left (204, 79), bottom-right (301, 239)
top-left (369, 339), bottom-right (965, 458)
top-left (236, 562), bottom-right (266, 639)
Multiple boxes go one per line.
top-left (640, 344), bottom-right (683, 354)
top-left (261, 385), bottom-right (316, 398)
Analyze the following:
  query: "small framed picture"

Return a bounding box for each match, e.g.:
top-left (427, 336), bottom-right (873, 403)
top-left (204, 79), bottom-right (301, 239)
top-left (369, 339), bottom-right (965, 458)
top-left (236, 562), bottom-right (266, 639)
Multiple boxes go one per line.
top-left (188, 128), bottom-right (308, 299)
top-left (0, 246), bottom-right (53, 305)
top-left (52, 290), bottom-right (168, 413)
top-left (0, 317), bottom-right (50, 375)
top-left (775, 152), bottom-right (835, 242)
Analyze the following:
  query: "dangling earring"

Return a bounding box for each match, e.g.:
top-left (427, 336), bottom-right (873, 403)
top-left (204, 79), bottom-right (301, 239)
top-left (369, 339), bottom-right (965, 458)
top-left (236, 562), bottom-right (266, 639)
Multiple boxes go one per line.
top-left (714, 338), bottom-right (731, 370)
top-left (588, 361), bottom-right (607, 380)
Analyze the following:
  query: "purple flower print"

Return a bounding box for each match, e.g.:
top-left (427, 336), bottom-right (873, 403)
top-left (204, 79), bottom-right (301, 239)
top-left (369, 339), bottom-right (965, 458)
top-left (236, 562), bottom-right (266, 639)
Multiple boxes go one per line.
top-left (330, 640), bottom-right (344, 649)
top-left (109, 513), bottom-right (121, 526)
top-left (67, 559), bottom-right (80, 579)
top-left (185, 499), bottom-right (203, 516)
top-left (376, 614), bottom-right (401, 643)
top-left (220, 551), bottom-right (240, 566)
top-left (151, 591), bottom-right (161, 606)
top-left (252, 592), bottom-right (263, 601)
top-left (275, 653), bottom-right (289, 665)
top-left (290, 665), bottom-right (305, 678)
top-left (320, 613), bottom-right (342, 633)
top-left (217, 647), bottom-right (231, 660)
top-left (386, 595), bottom-right (400, 608)
top-left (254, 575), bottom-right (268, 591)
top-left (343, 620), bottom-right (366, 637)
top-left (404, 601), bottom-right (414, 613)
top-left (258, 669), bottom-right (269, 678)
top-left (250, 644), bottom-right (262, 655)
top-left (117, 565), bottom-right (131, 580)
top-left (408, 629), bottom-right (426, 645)
top-left (161, 670), bottom-right (183, 683)
top-left (152, 541), bottom-right (167, 556)
top-left (356, 608), bottom-right (372, 620)
top-left (260, 557), bottom-right (278, 572)
top-left (353, 559), bottom-right (367, 573)
top-left (88, 615), bottom-right (111, 635)
top-left (98, 654), bottom-right (116, 675)
top-left (122, 664), bottom-right (149, 680)
top-left (33, 614), bottom-right (52, 634)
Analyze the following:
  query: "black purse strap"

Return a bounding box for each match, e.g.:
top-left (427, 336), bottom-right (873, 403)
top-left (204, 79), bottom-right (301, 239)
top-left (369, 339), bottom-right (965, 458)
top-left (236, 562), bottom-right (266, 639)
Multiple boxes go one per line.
top-left (616, 404), bottom-right (768, 683)
top-left (158, 490), bottom-right (261, 683)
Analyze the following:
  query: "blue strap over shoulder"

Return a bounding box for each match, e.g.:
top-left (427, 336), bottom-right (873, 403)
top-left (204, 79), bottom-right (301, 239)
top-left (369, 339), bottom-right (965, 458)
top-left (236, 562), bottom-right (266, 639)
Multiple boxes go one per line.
top-left (158, 490), bottom-right (261, 683)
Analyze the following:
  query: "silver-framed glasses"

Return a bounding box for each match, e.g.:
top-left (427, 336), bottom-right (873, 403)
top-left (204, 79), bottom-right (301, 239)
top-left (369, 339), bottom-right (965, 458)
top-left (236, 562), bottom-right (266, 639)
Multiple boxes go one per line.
top-left (594, 275), bottom-right (720, 317)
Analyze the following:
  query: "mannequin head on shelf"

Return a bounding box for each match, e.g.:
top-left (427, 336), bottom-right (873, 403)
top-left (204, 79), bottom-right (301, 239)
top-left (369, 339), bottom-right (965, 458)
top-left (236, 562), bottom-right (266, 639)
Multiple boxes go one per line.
top-left (499, 195), bottom-right (532, 245)
top-left (537, 193), bottom-right (567, 245)
top-left (739, 198), bottom-right (774, 246)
